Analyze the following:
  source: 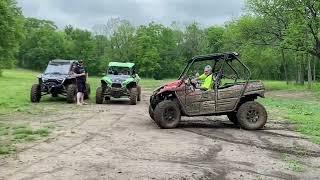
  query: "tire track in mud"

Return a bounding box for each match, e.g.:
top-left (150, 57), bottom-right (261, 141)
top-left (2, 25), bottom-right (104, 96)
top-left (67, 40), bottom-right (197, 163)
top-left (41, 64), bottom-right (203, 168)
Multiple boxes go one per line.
top-left (3, 112), bottom-right (100, 177)
top-left (179, 119), bottom-right (308, 140)
top-left (3, 105), bottom-right (131, 178)
top-left (83, 150), bottom-right (295, 180)
top-left (256, 130), bottom-right (308, 140)
top-left (20, 104), bottom-right (138, 179)
top-left (182, 129), bottom-right (320, 157)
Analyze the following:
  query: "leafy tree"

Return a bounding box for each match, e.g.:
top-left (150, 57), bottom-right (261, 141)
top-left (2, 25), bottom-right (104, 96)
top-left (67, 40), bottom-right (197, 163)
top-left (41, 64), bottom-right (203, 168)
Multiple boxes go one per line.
top-left (0, 0), bottom-right (24, 76)
top-left (181, 22), bottom-right (209, 59)
top-left (206, 26), bottom-right (225, 53)
top-left (19, 22), bottom-right (66, 70)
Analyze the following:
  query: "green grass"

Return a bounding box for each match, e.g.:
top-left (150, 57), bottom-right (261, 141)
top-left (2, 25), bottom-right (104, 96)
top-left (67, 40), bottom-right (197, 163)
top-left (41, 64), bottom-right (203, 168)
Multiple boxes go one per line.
top-left (259, 96), bottom-right (320, 144)
top-left (0, 69), bottom-right (174, 114)
top-left (282, 155), bottom-right (304, 172)
top-left (0, 69), bottom-right (40, 115)
top-left (1, 69), bottom-right (320, 145)
top-left (0, 123), bottom-right (51, 155)
top-left (263, 80), bottom-right (320, 93)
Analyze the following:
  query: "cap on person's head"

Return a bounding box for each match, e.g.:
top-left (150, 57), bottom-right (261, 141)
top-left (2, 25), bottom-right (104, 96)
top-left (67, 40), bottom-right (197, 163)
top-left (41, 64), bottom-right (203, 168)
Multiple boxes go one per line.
top-left (204, 65), bottom-right (212, 72)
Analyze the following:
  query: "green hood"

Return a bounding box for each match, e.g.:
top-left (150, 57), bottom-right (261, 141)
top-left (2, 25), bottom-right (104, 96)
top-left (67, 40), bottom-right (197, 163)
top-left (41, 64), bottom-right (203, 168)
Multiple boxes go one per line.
top-left (101, 76), bottom-right (112, 85)
top-left (101, 74), bottom-right (138, 87)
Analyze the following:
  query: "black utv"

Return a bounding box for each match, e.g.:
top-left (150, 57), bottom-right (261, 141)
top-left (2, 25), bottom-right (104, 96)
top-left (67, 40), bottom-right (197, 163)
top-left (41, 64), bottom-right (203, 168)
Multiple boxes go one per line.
top-left (30, 59), bottom-right (90, 103)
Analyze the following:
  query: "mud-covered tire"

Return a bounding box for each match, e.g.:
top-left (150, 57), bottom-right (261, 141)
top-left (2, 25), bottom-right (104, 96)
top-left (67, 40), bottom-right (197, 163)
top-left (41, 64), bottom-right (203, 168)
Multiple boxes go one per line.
top-left (154, 100), bottom-right (181, 129)
top-left (96, 87), bottom-right (104, 104)
top-left (30, 84), bottom-right (41, 103)
top-left (66, 84), bottom-right (77, 103)
top-left (105, 96), bottom-right (111, 104)
top-left (129, 88), bottom-right (138, 105)
top-left (149, 105), bottom-right (154, 120)
top-left (84, 83), bottom-right (91, 100)
top-left (227, 112), bottom-right (239, 125)
top-left (137, 86), bottom-right (142, 101)
top-left (236, 101), bottom-right (267, 130)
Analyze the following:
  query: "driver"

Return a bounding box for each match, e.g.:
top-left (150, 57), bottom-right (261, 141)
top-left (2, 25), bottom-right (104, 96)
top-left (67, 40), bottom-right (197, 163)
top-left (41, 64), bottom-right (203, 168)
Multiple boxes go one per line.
top-left (194, 65), bottom-right (214, 90)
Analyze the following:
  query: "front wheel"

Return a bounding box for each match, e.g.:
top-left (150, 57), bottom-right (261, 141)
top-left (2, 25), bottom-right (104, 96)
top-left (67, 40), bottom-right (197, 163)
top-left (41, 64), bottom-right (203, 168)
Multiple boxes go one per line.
top-left (153, 100), bottom-right (181, 129)
top-left (149, 105), bottom-right (154, 120)
top-left (84, 83), bottom-right (91, 99)
top-left (66, 84), bottom-right (77, 103)
top-left (137, 86), bottom-right (142, 101)
top-left (30, 84), bottom-right (41, 103)
top-left (96, 87), bottom-right (103, 104)
top-left (236, 101), bottom-right (267, 130)
top-left (129, 88), bottom-right (138, 105)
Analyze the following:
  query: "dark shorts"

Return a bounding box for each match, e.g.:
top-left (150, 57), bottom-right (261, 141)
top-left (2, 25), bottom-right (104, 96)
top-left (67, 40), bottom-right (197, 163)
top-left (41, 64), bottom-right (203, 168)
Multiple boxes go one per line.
top-left (77, 81), bottom-right (86, 93)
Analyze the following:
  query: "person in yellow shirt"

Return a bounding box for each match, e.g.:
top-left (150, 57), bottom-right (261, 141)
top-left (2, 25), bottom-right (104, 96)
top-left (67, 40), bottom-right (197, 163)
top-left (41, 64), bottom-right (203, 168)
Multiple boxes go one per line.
top-left (195, 65), bottom-right (215, 90)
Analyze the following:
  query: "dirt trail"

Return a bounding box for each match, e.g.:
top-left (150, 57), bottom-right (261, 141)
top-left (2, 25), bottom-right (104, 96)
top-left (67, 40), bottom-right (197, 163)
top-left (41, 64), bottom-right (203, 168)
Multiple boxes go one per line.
top-left (0, 91), bottom-right (320, 180)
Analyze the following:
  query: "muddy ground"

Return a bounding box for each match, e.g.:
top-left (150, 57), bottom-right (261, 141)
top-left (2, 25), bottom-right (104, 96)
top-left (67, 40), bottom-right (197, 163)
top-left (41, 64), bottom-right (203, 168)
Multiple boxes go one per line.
top-left (0, 91), bottom-right (320, 180)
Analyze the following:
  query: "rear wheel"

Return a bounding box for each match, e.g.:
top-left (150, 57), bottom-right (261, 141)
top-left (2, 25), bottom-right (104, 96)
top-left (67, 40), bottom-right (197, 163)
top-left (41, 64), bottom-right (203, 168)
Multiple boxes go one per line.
top-left (30, 84), bottom-right (41, 103)
top-left (237, 101), bottom-right (267, 130)
top-left (154, 100), bottom-right (181, 129)
top-left (96, 87), bottom-right (104, 104)
top-left (129, 88), bottom-right (138, 105)
top-left (84, 83), bottom-right (91, 99)
top-left (66, 84), bottom-right (77, 103)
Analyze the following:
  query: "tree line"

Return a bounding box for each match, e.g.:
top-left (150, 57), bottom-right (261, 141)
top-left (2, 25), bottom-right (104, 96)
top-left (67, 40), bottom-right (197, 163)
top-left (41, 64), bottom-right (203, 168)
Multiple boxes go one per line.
top-left (0, 0), bottom-right (319, 85)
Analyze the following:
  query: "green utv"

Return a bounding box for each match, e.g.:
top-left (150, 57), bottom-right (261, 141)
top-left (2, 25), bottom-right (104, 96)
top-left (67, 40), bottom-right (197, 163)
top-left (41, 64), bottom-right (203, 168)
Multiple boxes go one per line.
top-left (96, 62), bottom-right (141, 105)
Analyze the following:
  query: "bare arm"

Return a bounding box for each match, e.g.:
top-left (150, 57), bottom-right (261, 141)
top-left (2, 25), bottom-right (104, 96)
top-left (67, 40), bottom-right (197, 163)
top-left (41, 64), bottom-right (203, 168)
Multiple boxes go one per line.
top-left (74, 73), bottom-right (86, 77)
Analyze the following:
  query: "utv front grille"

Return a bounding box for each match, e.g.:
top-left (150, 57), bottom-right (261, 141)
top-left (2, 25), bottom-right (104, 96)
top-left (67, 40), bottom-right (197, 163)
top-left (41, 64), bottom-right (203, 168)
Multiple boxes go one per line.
top-left (111, 83), bottom-right (122, 88)
top-left (44, 81), bottom-right (60, 87)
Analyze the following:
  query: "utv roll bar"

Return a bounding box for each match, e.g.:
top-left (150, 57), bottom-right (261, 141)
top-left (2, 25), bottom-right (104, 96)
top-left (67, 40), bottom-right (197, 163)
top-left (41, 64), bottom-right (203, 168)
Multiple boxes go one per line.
top-left (179, 52), bottom-right (251, 80)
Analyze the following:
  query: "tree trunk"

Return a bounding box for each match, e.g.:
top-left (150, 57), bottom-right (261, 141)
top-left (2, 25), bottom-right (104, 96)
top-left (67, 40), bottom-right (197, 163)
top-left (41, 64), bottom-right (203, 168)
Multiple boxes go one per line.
top-left (297, 54), bottom-right (302, 84)
top-left (307, 54), bottom-right (312, 89)
top-left (281, 49), bottom-right (289, 84)
top-left (300, 55), bottom-right (305, 85)
top-left (295, 54), bottom-right (299, 84)
top-left (313, 56), bottom-right (317, 82)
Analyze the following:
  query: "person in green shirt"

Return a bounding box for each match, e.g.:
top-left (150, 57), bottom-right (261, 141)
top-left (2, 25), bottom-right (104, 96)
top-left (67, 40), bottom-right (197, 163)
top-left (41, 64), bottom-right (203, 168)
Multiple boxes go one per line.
top-left (194, 65), bottom-right (215, 90)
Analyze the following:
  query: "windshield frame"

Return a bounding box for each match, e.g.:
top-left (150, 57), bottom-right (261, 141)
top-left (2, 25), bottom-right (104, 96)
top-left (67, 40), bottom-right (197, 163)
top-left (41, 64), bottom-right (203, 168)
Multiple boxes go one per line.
top-left (44, 62), bottom-right (72, 75)
top-left (107, 66), bottom-right (132, 76)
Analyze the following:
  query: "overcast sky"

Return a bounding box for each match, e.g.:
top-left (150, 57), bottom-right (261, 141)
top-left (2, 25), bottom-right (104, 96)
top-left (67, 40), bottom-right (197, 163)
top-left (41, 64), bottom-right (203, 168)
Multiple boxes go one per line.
top-left (17, 0), bottom-right (245, 30)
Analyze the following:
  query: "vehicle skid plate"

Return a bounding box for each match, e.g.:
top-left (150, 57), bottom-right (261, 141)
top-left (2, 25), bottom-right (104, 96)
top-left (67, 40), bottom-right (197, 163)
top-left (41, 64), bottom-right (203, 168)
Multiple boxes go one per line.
top-left (105, 88), bottom-right (129, 98)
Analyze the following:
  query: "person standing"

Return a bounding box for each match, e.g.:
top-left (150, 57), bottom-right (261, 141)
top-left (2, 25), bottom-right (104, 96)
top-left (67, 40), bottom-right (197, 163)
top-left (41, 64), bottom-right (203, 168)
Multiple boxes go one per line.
top-left (73, 60), bottom-right (88, 105)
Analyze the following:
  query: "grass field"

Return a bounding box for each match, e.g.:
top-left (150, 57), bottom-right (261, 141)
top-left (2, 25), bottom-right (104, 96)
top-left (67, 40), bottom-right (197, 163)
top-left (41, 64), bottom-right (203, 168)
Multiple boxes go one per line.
top-left (0, 69), bottom-right (320, 149)
top-left (0, 69), bottom-right (174, 115)
top-left (263, 80), bottom-right (320, 93)
top-left (259, 95), bottom-right (320, 144)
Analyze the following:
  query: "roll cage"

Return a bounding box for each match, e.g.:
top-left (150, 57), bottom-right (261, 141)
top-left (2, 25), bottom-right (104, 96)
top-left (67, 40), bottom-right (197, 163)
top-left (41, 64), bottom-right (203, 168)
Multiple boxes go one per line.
top-left (178, 52), bottom-right (251, 86)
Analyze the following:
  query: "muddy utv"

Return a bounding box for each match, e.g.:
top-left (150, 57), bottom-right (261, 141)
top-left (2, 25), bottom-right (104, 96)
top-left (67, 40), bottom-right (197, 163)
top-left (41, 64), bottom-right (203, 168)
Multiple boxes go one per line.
top-left (30, 59), bottom-right (90, 103)
top-left (149, 52), bottom-right (267, 130)
top-left (96, 62), bottom-right (141, 105)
